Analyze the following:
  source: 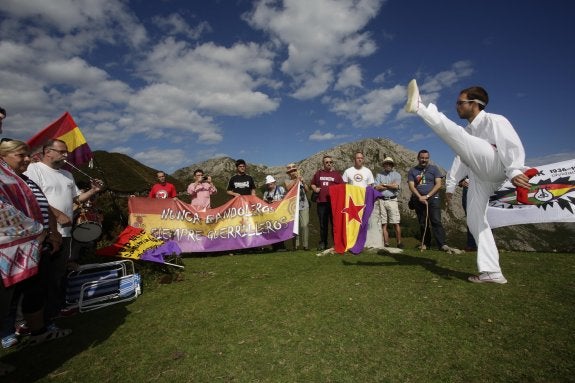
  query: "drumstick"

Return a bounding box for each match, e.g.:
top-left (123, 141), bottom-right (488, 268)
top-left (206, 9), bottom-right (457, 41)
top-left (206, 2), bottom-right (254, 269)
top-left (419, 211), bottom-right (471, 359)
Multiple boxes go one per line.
top-left (63, 160), bottom-right (104, 187)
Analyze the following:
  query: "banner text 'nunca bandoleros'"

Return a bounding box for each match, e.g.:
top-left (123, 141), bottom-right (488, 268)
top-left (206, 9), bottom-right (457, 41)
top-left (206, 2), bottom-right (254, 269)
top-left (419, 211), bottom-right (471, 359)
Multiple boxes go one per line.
top-left (128, 183), bottom-right (300, 252)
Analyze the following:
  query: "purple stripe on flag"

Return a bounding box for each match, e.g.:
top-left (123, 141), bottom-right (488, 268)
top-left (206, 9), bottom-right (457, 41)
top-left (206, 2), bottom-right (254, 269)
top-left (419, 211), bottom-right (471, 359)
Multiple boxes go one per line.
top-left (349, 186), bottom-right (380, 254)
top-left (140, 240), bottom-right (182, 263)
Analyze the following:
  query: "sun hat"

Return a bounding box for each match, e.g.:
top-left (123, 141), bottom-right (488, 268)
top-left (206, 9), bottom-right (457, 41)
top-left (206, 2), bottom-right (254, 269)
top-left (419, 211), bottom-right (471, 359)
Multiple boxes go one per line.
top-left (286, 163), bottom-right (298, 173)
top-left (382, 157), bottom-right (394, 164)
top-left (265, 175), bottom-right (276, 184)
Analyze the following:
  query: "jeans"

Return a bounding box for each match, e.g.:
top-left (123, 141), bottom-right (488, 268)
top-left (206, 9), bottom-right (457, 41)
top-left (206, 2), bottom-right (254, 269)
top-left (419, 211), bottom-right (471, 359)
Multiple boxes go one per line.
top-left (414, 196), bottom-right (445, 248)
top-left (316, 202), bottom-right (333, 247)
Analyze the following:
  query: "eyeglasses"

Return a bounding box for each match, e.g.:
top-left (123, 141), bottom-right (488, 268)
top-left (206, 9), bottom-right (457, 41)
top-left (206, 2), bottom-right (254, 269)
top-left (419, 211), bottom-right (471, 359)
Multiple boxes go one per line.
top-left (1, 138), bottom-right (13, 143)
top-left (324, 161), bottom-right (333, 164)
top-left (48, 148), bottom-right (68, 154)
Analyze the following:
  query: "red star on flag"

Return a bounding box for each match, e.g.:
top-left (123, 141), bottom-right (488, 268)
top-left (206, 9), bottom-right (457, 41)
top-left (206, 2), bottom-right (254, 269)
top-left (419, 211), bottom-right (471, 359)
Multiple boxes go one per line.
top-left (342, 196), bottom-right (365, 223)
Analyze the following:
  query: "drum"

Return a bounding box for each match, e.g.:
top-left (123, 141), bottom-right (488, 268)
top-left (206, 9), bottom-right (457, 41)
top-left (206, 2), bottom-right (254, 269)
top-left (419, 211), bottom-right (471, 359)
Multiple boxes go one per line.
top-left (72, 210), bottom-right (103, 242)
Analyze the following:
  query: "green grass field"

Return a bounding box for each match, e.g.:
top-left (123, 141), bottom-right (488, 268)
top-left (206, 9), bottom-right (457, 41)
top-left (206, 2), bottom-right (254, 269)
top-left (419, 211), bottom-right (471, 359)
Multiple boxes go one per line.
top-left (3, 249), bottom-right (575, 382)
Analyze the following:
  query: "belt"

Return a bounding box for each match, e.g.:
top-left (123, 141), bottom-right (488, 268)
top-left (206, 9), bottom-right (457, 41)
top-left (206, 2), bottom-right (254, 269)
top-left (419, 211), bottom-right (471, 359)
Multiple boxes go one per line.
top-left (381, 196), bottom-right (397, 201)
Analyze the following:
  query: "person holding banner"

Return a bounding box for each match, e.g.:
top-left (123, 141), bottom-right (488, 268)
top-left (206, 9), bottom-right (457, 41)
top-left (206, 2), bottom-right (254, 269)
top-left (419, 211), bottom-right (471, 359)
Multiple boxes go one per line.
top-left (187, 169), bottom-right (217, 211)
top-left (285, 163), bottom-right (310, 251)
top-left (263, 175), bottom-right (287, 252)
top-left (149, 171), bottom-right (177, 199)
top-left (227, 159), bottom-right (256, 197)
top-left (405, 80), bottom-right (530, 284)
top-left (311, 155), bottom-right (344, 251)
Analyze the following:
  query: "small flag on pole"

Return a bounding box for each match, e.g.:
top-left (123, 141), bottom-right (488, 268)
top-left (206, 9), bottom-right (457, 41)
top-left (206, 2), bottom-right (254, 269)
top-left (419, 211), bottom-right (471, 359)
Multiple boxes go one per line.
top-left (27, 112), bottom-right (93, 167)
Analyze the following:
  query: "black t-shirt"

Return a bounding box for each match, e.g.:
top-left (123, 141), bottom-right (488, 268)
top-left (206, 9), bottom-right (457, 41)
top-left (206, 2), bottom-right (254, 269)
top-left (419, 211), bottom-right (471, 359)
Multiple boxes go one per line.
top-left (227, 174), bottom-right (256, 195)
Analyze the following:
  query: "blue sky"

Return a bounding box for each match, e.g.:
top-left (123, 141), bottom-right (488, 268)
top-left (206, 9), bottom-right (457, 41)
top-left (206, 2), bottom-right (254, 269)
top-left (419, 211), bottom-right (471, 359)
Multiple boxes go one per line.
top-left (1, 0), bottom-right (574, 174)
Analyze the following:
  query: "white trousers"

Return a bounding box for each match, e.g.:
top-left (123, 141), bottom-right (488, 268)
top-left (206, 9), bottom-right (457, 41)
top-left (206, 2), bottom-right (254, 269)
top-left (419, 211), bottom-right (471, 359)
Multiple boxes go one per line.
top-left (417, 104), bottom-right (506, 273)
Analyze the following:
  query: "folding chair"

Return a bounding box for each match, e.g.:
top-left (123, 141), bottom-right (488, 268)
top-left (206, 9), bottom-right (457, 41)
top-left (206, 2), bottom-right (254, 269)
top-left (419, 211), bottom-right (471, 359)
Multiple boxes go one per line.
top-left (65, 260), bottom-right (141, 312)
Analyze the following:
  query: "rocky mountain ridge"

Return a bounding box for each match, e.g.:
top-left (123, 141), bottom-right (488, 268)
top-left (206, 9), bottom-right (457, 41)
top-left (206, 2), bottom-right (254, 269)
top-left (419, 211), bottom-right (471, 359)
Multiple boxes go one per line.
top-left (171, 138), bottom-right (574, 253)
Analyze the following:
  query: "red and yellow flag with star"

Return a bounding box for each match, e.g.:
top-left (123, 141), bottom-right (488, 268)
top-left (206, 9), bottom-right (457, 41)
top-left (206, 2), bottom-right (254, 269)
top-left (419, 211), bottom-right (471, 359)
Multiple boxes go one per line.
top-left (329, 184), bottom-right (381, 254)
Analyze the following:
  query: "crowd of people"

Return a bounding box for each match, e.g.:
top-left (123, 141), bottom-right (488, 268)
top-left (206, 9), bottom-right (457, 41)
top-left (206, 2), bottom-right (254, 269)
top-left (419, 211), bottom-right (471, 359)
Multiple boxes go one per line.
top-left (1, 80), bottom-right (530, 375)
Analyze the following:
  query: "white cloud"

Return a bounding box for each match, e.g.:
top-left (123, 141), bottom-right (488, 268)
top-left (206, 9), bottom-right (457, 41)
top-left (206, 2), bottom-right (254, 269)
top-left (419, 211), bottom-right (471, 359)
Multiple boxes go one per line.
top-left (133, 148), bottom-right (190, 173)
top-left (328, 84), bottom-right (404, 127)
top-left (335, 64), bottom-right (363, 90)
top-left (153, 13), bottom-right (212, 39)
top-left (420, 60), bottom-right (474, 94)
top-left (309, 129), bottom-right (348, 141)
top-left (245, 0), bottom-right (384, 99)
top-left (407, 132), bottom-right (434, 142)
top-left (0, 0), bottom-right (147, 48)
top-left (0, 2), bottom-right (276, 151)
top-left (137, 39), bottom-right (280, 117)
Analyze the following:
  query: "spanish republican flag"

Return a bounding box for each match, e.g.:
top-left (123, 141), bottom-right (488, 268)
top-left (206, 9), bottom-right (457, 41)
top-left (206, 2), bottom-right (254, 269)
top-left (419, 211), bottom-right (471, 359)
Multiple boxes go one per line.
top-left (329, 184), bottom-right (381, 254)
top-left (27, 112), bottom-right (93, 167)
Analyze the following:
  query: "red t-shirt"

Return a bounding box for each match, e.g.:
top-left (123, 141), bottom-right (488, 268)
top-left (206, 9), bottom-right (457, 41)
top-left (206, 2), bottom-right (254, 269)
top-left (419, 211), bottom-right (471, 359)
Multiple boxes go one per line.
top-left (149, 182), bottom-right (177, 199)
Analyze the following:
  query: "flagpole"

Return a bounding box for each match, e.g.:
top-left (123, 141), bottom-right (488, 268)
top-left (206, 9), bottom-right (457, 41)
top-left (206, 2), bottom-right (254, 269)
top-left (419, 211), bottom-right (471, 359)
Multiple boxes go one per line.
top-left (162, 261), bottom-right (185, 269)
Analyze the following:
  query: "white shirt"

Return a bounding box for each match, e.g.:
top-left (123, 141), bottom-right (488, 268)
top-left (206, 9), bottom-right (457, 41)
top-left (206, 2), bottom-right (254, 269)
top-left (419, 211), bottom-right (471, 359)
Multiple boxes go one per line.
top-left (25, 162), bottom-right (80, 237)
top-left (342, 166), bottom-right (374, 187)
top-left (466, 110), bottom-right (526, 180)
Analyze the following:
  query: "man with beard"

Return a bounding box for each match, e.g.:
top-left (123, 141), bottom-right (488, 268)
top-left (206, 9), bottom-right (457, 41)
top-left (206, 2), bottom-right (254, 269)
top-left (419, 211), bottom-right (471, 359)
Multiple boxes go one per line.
top-left (405, 79), bottom-right (530, 284)
top-left (24, 139), bottom-right (103, 321)
top-left (310, 155), bottom-right (344, 251)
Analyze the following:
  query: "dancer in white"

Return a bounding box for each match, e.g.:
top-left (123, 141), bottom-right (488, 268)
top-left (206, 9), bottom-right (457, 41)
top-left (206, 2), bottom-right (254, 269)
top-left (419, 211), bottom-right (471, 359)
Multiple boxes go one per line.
top-left (405, 79), bottom-right (530, 284)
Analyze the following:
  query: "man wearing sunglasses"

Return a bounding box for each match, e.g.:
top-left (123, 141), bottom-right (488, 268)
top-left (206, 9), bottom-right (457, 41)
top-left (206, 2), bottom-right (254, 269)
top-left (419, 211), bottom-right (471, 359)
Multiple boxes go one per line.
top-left (310, 155), bottom-right (344, 251)
top-left (405, 80), bottom-right (530, 284)
top-left (25, 139), bottom-right (103, 319)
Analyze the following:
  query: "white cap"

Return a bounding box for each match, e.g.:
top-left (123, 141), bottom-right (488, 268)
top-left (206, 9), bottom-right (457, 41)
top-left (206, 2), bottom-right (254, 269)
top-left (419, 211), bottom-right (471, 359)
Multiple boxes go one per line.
top-left (265, 175), bottom-right (276, 184)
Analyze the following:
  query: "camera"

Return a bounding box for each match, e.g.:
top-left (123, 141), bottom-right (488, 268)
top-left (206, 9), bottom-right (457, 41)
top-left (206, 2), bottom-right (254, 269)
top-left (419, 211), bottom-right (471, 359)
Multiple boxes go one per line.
top-left (202, 175), bottom-right (208, 181)
top-left (266, 196), bottom-right (274, 203)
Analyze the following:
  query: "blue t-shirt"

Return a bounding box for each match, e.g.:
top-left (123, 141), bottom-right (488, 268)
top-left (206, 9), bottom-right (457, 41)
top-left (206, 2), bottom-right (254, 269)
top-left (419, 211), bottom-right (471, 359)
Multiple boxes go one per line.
top-left (407, 164), bottom-right (443, 195)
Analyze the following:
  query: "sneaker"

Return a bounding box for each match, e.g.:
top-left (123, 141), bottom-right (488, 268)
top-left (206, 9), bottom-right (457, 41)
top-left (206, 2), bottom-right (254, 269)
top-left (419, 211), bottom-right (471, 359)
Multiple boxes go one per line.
top-left (417, 244), bottom-right (427, 250)
top-left (317, 243), bottom-right (326, 251)
top-left (468, 272), bottom-right (508, 284)
top-left (405, 79), bottom-right (420, 113)
top-left (397, 243), bottom-right (404, 249)
top-left (26, 326), bottom-right (72, 346)
top-left (1, 333), bottom-right (19, 349)
top-left (442, 245), bottom-right (463, 254)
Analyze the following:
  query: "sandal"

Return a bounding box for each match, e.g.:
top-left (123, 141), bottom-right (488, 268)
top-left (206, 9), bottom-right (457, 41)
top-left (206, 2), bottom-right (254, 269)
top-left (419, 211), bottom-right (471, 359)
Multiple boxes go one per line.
top-left (26, 327), bottom-right (72, 346)
top-left (0, 361), bottom-right (15, 377)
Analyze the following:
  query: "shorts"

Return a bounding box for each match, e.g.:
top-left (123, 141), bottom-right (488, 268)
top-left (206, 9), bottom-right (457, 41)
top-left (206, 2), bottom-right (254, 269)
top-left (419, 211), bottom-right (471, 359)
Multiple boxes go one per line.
top-left (374, 199), bottom-right (400, 225)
